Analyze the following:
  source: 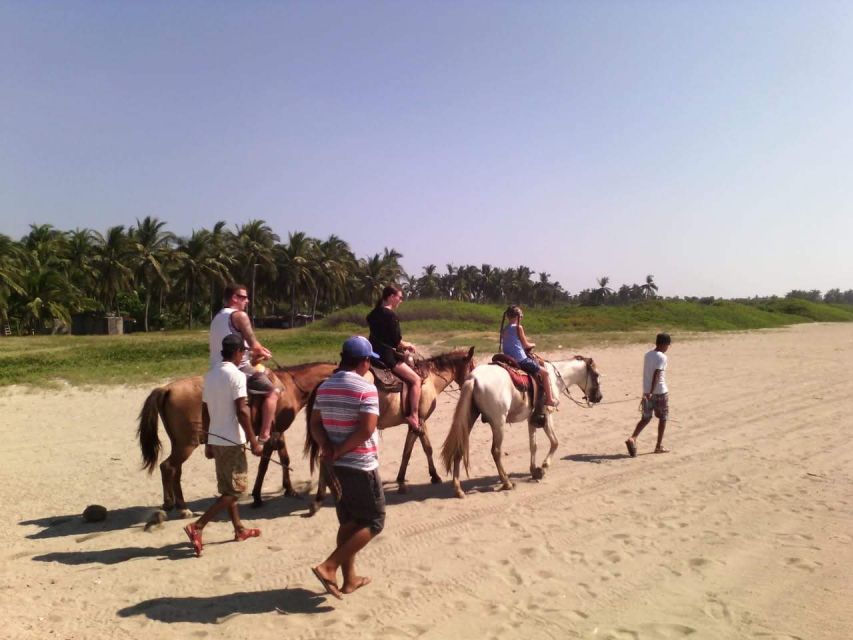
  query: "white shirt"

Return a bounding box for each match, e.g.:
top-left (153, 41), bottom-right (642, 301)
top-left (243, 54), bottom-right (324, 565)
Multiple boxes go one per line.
top-left (643, 349), bottom-right (668, 395)
top-left (202, 361), bottom-right (248, 446)
top-left (209, 308), bottom-right (250, 369)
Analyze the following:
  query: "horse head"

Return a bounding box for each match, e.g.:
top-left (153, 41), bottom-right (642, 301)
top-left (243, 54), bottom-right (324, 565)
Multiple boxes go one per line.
top-left (580, 357), bottom-right (603, 404)
top-left (425, 346), bottom-right (476, 388)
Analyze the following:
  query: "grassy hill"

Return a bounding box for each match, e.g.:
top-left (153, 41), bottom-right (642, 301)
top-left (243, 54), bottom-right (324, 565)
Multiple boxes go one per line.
top-left (1, 299), bottom-right (851, 387)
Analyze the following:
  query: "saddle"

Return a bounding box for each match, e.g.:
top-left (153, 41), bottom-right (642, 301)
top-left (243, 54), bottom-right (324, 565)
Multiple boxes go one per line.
top-left (489, 353), bottom-right (547, 427)
top-left (369, 358), bottom-right (428, 419)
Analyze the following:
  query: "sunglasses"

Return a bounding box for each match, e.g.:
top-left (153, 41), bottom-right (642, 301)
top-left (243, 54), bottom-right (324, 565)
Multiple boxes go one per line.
top-left (235, 294), bottom-right (249, 300)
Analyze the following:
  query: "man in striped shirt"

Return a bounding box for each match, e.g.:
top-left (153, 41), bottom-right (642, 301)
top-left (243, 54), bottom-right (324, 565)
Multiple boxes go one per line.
top-left (310, 336), bottom-right (383, 600)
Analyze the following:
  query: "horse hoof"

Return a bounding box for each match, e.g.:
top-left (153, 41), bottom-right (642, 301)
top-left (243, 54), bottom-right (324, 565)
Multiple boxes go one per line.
top-left (250, 497), bottom-right (264, 509)
top-left (307, 502), bottom-right (321, 517)
top-left (177, 508), bottom-right (194, 519)
top-left (430, 475), bottom-right (442, 485)
top-left (499, 482), bottom-right (515, 492)
top-left (284, 489), bottom-right (298, 498)
top-left (454, 489), bottom-right (466, 499)
top-left (532, 467), bottom-right (545, 480)
top-left (397, 483), bottom-right (409, 494)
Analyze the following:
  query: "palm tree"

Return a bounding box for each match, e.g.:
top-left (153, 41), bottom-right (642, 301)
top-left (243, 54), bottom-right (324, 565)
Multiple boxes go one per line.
top-left (174, 229), bottom-right (233, 329)
top-left (308, 235), bottom-right (355, 319)
top-left (233, 220), bottom-right (278, 315)
top-left (593, 276), bottom-right (614, 305)
top-left (92, 226), bottom-right (134, 314)
top-left (355, 249), bottom-right (404, 305)
top-left (129, 216), bottom-right (175, 331)
top-left (275, 231), bottom-right (316, 327)
top-left (64, 228), bottom-right (98, 304)
top-left (417, 264), bottom-right (441, 299)
top-left (207, 221), bottom-right (235, 318)
top-left (640, 274), bottom-right (659, 299)
top-left (0, 234), bottom-right (25, 326)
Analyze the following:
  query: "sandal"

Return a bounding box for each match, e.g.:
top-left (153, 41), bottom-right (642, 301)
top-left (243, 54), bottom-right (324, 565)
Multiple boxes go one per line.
top-left (184, 523), bottom-right (203, 557)
top-left (235, 527), bottom-right (261, 541)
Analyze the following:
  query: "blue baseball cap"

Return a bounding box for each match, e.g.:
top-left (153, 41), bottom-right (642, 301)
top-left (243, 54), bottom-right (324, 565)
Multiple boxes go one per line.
top-left (342, 336), bottom-right (379, 359)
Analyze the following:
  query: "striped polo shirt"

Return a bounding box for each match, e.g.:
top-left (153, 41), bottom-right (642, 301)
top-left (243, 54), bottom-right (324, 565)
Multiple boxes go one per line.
top-left (315, 370), bottom-right (380, 471)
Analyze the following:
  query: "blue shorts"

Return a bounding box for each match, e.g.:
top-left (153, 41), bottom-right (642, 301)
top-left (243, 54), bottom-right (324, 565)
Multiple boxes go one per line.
top-left (518, 357), bottom-right (541, 375)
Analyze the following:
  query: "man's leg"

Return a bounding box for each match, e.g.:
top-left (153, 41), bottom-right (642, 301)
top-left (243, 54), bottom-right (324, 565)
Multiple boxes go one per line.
top-left (259, 389), bottom-right (279, 441)
top-left (654, 419), bottom-right (668, 453)
top-left (184, 494), bottom-right (236, 556)
top-left (314, 522), bottom-right (375, 591)
top-left (626, 416), bottom-right (651, 457)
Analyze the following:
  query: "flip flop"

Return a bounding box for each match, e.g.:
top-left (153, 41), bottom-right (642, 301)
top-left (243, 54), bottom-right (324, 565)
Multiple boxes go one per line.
top-left (184, 523), bottom-right (203, 557)
top-left (311, 566), bottom-right (343, 600)
top-left (234, 527), bottom-right (261, 541)
top-left (625, 439), bottom-right (637, 458)
top-left (342, 576), bottom-right (372, 594)
top-left (653, 447), bottom-right (670, 454)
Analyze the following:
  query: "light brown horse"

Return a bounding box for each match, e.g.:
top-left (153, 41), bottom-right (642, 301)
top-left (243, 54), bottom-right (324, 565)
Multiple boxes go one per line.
top-left (138, 362), bottom-right (336, 517)
top-left (303, 347), bottom-right (476, 514)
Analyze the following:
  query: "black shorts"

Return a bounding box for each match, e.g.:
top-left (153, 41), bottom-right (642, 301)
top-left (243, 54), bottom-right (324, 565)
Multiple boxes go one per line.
top-left (334, 466), bottom-right (386, 534)
top-left (246, 371), bottom-right (276, 396)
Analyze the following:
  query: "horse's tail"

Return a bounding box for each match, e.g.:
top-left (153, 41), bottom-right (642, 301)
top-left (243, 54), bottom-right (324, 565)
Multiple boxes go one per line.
top-left (302, 387), bottom-right (320, 474)
top-left (138, 387), bottom-right (168, 474)
top-left (441, 377), bottom-right (477, 476)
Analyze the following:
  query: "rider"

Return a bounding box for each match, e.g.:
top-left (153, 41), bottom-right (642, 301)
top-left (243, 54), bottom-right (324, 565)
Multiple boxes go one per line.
top-left (209, 283), bottom-right (280, 442)
top-left (499, 305), bottom-right (556, 407)
top-left (366, 284), bottom-right (421, 432)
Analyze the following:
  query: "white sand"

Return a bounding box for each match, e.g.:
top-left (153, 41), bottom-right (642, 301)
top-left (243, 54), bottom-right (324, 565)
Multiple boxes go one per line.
top-left (2, 323), bottom-right (851, 639)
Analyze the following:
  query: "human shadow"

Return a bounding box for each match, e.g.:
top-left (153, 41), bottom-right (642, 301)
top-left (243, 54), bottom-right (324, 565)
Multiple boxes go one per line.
top-left (20, 493), bottom-right (307, 541)
top-left (117, 587), bottom-right (333, 623)
top-left (563, 452), bottom-right (630, 464)
top-left (32, 542), bottom-right (194, 565)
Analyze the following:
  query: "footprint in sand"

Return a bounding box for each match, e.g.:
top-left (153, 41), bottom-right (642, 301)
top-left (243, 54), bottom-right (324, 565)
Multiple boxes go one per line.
top-left (784, 557), bottom-right (822, 572)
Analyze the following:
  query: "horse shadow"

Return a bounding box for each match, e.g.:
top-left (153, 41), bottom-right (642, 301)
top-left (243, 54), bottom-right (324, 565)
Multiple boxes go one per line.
top-left (20, 494), bottom-right (308, 541)
top-left (563, 452), bottom-right (630, 464)
top-left (117, 587), bottom-right (332, 623)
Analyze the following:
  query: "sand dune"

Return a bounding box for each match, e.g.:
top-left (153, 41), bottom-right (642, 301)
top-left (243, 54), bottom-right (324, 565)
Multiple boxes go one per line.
top-left (2, 323), bottom-right (851, 639)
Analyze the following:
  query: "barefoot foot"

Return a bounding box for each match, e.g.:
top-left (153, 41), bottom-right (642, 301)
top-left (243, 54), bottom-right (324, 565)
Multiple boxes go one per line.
top-left (342, 576), bottom-right (372, 594)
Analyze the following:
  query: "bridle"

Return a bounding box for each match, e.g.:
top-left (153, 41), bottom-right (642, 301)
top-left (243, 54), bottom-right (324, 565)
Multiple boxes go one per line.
top-left (552, 358), bottom-right (599, 409)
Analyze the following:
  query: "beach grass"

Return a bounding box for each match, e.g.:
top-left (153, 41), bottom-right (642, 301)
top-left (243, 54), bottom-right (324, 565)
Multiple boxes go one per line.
top-left (1, 299), bottom-right (850, 387)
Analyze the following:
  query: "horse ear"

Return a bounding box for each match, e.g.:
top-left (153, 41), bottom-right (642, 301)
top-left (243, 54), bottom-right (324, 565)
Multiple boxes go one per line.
top-left (467, 346), bottom-right (475, 359)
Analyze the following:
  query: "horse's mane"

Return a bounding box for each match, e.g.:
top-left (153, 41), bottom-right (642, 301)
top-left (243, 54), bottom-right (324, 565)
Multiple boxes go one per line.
top-left (421, 349), bottom-right (470, 372)
top-left (274, 361), bottom-right (335, 374)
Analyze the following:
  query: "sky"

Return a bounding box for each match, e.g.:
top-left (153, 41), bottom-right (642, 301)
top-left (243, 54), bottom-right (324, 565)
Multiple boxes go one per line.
top-left (1, 1), bottom-right (852, 298)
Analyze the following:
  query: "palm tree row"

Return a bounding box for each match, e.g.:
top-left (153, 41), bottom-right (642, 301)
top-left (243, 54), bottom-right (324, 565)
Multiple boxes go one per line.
top-left (0, 219), bottom-right (406, 334)
top-left (1, 219), bottom-right (679, 334)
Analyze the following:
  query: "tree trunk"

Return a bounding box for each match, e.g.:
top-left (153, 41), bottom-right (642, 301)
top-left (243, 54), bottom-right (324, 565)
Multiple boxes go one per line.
top-left (144, 288), bottom-right (151, 332)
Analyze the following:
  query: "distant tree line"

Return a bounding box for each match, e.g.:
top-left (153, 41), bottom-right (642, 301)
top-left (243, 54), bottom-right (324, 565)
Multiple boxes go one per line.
top-left (1, 219), bottom-right (848, 335)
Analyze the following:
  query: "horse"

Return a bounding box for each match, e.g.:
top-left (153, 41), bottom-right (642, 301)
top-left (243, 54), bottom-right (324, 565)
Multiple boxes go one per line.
top-left (138, 362), bottom-right (336, 517)
top-left (304, 347), bottom-right (476, 514)
top-left (441, 356), bottom-right (602, 499)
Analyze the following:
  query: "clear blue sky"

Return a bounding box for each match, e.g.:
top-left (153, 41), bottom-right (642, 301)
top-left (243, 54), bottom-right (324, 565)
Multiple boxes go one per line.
top-left (2, 2), bottom-right (851, 298)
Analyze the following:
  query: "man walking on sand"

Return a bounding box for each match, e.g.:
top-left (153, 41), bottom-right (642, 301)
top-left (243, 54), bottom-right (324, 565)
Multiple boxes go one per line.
top-left (309, 336), bottom-right (384, 599)
top-left (626, 333), bottom-right (672, 457)
top-left (184, 334), bottom-right (264, 557)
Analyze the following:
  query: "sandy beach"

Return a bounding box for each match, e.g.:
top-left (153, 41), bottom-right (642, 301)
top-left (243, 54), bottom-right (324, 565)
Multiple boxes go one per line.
top-left (2, 323), bottom-right (851, 640)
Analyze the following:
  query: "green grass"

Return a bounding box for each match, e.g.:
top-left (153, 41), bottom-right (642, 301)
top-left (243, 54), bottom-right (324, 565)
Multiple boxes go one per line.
top-left (2, 299), bottom-right (851, 387)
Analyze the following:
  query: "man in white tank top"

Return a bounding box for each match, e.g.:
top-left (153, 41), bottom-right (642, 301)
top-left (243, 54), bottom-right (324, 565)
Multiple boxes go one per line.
top-left (209, 283), bottom-right (280, 442)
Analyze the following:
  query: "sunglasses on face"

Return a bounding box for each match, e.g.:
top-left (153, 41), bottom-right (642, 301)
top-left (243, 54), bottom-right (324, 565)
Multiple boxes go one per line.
top-left (235, 294), bottom-right (248, 300)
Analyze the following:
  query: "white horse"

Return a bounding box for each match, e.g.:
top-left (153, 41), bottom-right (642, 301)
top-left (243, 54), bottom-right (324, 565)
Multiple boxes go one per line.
top-left (441, 356), bottom-right (602, 499)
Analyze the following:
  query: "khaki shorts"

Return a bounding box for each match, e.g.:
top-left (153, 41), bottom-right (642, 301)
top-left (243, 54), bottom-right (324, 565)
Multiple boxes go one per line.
top-left (211, 445), bottom-right (248, 497)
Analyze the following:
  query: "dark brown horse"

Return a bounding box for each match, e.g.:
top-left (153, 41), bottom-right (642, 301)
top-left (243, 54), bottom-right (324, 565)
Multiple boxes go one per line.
top-left (302, 347), bottom-right (475, 514)
top-left (138, 362), bottom-right (335, 516)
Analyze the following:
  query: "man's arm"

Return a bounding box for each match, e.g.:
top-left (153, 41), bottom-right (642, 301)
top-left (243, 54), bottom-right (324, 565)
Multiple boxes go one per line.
top-left (333, 411), bottom-right (378, 460)
top-left (308, 409), bottom-right (333, 458)
top-left (231, 310), bottom-right (272, 361)
top-left (234, 397), bottom-right (263, 455)
top-left (646, 369), bottom-right (662, 397)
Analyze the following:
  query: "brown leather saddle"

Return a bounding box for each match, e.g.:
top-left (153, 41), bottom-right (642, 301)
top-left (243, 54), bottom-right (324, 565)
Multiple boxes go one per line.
top-left (489, 353), bottom-right (547, 426)
top-left (369, 359), bottom-right (427, 418)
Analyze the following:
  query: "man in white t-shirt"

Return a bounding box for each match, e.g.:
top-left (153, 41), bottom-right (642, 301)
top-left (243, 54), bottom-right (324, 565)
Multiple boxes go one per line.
top-left (625, 333), bottom-right (672, 457)
top-left (309, 336), bottom-right (383, 600)
top-left (184, 334), bottom-right (264, 557)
